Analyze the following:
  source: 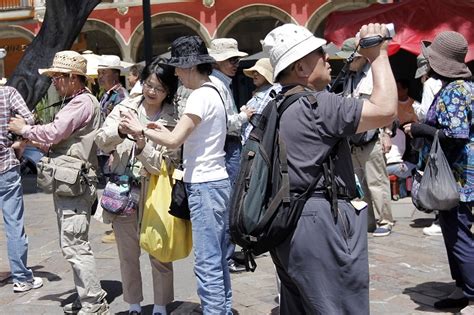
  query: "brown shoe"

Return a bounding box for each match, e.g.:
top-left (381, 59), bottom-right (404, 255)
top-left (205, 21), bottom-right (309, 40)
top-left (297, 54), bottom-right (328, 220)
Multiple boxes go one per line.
top-left (101, 231), bottom-right (115, 244)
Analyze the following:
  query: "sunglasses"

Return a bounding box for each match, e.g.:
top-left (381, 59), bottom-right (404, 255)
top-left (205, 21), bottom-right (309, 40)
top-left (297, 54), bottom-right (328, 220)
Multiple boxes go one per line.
top-left (228, 57), bottom-right (240, 65)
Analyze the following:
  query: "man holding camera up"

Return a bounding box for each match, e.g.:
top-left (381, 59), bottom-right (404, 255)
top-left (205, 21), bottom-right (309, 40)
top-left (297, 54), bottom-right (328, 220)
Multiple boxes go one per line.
top-left (0, 84), bottom-right (42, 293)
top-left (262, 23), bottom-right (397, 314)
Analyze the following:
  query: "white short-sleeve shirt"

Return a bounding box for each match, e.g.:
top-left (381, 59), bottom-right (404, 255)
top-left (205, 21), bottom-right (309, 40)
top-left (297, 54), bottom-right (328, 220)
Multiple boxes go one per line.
top-left (182, 83), bottom-right (228, 183)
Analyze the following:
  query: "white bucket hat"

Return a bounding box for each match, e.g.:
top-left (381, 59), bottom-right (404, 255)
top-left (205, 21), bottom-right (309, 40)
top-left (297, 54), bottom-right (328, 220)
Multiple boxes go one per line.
top-left (38, 50), bottom-right (88, 77)
top-left (243, 58), bottom-right (274, 84)
top-left (97, 55), bottom-right (124, 71)
top-left (262, 24), bottom-right (326, 81)
top-left (208, 38), bottom-right (248, 62)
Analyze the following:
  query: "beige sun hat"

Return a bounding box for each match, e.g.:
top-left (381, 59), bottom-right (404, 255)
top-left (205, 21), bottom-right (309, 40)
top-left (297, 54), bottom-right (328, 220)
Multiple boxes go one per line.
top-left (243, 58), bottom-right (273, 84)
top-left (38, 50), bottom-right (88, 77)
top-left (208, 38), bottom-right (248, 62)
top-left (97, 55), bottom-right (124, 71)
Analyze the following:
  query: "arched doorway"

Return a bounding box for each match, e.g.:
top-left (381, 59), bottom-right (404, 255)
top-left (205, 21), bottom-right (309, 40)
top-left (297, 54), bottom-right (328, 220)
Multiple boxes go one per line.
top-left (82, 20), bottom-right (125, 58)
top-left (135, 23), bottom-right (197, 61)
top-left (0, 26), bottom-right (34, 77)
top-left (216, 5), bottom-right (295, 55)
top-left (129, 12), bottom-right (210, 62)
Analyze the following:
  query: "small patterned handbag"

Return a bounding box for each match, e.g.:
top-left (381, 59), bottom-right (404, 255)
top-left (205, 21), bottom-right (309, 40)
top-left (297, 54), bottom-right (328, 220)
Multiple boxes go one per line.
top-left (101, 144), bottom-right (140, 216)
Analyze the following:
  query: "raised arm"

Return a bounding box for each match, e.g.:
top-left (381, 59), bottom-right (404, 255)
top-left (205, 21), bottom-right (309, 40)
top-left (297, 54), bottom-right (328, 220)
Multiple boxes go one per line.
top-left (356, 23), bottom-right (398, 133)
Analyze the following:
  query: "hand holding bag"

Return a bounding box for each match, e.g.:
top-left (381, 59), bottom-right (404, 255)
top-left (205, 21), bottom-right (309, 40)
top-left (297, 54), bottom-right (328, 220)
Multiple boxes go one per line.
top-left (139, 160), bottom-right (192, 262)
top-left (412, 130), bottom-right (460, 211)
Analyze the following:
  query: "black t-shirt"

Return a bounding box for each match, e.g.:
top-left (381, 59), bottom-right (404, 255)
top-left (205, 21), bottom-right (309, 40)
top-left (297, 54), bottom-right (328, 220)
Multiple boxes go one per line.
top-left (279, 89), bottom-right (363, 195)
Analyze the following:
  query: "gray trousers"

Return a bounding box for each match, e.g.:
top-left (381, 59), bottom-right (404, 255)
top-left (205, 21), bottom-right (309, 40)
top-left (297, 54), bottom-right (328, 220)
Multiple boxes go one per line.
top-left (351, 139), bottom-right (393, 230)
top-left (54, 187), bottom-right (106, 308)
top-left (271, 197), bottom-right (369, 315)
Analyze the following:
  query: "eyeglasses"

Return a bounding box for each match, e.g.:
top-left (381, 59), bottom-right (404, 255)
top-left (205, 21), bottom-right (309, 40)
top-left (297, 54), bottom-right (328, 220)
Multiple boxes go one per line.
top-left (143, 81), bottom-right (166, 94)
top-left (51, 74), bottom-right (67, 83)
top-left (228, 57), bottom-right (240, 65)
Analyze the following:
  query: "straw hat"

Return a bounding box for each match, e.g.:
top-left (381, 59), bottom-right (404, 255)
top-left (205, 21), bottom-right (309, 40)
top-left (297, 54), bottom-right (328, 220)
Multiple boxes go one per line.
top-left (38, 50), bottom-right (88, 77)
top-left (208, 38), bottom-right (248, 62)
top-left (422, 31), bottom-right (471, 79)
top-left (262, 24), bottom-right (326, 81)
top-left (161, 35), bottom-right (215, 68)
top-left (243, 58), bottom-right (273, 84)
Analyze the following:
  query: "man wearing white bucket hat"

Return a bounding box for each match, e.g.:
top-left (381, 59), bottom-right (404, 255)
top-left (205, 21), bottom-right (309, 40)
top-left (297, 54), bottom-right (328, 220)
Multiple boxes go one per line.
top-left (9, 50), bottom-right (109, 315)
top-left (262, 23), bottom-right (397, 314)
top-left (209, 38), bottom-right (254, 273)
top-left (96, 55), bottom-right (129, 215)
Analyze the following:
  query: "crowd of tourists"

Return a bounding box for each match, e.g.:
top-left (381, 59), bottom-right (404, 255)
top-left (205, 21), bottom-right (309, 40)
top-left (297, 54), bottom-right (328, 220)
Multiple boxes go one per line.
top-left (0, 21), bottom-right (472, 315)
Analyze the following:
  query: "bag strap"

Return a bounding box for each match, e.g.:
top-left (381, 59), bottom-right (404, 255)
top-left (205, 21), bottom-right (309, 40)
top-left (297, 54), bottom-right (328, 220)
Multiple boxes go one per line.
top-left (253, 91), bottom-right (319, 233)
top-left (201, 83), bottom-right (228, 131)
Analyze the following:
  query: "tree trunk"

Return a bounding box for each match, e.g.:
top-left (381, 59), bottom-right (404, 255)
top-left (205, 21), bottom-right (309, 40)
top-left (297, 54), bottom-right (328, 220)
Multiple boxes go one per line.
top-left (6, 0), bottom-right (101, 110)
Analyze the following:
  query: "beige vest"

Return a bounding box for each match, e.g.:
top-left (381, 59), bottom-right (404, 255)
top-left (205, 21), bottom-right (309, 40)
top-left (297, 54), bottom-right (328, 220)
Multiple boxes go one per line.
top-left (50, 93), bottom-right (101, 170)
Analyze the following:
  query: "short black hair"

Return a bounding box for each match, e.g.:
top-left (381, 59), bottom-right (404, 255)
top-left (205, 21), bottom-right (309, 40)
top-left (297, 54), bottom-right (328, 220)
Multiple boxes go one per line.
top-left (196, 63), bottom-right (213, 75)
top-left (141, 57), bottom-right (178, 104)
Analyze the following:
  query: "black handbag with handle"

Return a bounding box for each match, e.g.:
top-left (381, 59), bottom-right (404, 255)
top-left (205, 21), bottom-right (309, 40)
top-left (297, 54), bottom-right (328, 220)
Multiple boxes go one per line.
top-left (412, 130), bottom-right (460, 211)
top-left (168, 146), bottom-right (190, 220)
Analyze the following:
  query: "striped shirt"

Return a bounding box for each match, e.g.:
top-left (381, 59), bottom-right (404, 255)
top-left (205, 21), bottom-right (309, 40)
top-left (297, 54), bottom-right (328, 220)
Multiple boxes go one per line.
top-left (0, 86), bottom-right (34, 173)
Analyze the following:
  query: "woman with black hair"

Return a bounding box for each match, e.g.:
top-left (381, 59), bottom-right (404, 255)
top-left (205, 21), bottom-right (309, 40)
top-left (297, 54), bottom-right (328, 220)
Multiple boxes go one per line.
top-left (122, 35), bottom-right (232, 314)
top-left (95, 57), bottom-right (179, 315)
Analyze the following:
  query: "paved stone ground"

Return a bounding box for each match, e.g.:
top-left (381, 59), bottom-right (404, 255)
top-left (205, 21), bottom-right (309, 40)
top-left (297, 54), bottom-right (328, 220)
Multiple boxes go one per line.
top-left (0, 175), bottom-right (464, 314)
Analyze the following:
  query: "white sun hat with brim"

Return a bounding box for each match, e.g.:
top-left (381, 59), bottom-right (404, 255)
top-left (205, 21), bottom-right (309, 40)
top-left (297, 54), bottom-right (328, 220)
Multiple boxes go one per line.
top-left (97, 55), bottom-right (125, 71)
top-left (38, 50), bottom-right (88, 77)
top-left (243, 58), bottom-right (274, 84)
top-left (208, 38), bottom-right (248, 62)
top-left (262, 24), bottom-right (326, 81)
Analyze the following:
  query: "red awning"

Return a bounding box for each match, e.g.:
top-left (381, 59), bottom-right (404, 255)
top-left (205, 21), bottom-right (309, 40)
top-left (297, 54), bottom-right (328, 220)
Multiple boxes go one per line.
top-left (324, 0), bottom-right (474, 61)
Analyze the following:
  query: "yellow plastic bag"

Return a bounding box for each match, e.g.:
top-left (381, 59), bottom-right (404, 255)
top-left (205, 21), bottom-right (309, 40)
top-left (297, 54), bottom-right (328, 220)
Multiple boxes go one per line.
top-left (139, 160), bottom-right (192, 262)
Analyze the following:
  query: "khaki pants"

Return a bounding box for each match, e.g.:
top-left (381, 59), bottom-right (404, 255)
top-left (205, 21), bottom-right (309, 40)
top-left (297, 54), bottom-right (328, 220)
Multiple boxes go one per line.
top-left (351, 139), bottom-right (393, 230)
top-left (112, 212), bottom-right (174, 305)
top-left (54, 187), bottom-right (106, 309)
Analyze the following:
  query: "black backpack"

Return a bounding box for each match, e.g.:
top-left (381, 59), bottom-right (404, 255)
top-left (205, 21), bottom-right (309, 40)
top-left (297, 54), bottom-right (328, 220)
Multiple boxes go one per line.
top-left (229, 88), bottom-right (325, 271)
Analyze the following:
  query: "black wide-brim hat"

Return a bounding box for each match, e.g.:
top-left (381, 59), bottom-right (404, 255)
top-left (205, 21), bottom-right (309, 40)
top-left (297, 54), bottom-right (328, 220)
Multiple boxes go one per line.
top-left (161, 35), bottom-right (215, 68)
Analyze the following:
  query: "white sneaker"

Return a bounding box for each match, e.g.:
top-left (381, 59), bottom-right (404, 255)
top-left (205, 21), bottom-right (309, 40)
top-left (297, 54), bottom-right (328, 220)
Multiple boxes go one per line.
top-left (423, 223), bottom-right (442, 236)
top-left (13, 276), bottom-right (43, 293)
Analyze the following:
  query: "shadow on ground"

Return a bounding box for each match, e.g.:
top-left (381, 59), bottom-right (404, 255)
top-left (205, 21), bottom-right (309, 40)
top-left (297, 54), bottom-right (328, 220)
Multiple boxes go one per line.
top-left (403, 281), bottom-right (463, 313)
top-left (0, 265), bottom-right (61, 288)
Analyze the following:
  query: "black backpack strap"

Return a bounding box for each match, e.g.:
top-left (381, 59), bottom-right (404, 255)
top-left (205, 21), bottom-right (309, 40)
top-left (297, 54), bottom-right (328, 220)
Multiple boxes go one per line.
top-left (253, 91), bottom-right (316, 232)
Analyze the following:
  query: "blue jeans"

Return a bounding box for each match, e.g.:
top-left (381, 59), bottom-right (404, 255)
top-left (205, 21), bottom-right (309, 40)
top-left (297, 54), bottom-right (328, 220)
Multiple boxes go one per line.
top-left (224, 136), bottom-right (242, 262)
top-left (386, 161), bottom-right (416, 179)
top-left (0, 166), bottom-right (33, 283)
top-left (186, 179), bottom-right (232, 315)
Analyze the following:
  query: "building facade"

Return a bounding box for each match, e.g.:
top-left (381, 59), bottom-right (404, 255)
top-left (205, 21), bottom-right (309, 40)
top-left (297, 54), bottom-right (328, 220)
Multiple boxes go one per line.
top-left (0, 0), bottom-right (378, 77)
